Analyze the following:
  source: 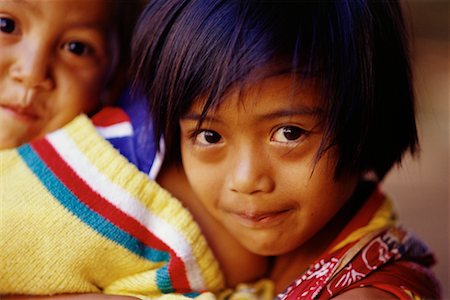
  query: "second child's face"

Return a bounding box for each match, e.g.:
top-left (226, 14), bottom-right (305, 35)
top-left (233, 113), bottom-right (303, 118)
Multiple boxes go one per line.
top-left (180, 76), bottom-right (359, 256)
top-left (0, 0), bottom-right (119, 149)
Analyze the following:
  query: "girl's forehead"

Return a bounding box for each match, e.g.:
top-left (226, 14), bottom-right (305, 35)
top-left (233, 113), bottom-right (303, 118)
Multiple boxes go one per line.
top-left (189, 74), bottom-right (324, 115)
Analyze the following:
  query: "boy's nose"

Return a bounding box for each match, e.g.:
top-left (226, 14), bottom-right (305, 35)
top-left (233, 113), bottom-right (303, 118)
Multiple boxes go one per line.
top-left (9, 43), bottom-right (54, 90)
top-left (228, 147), bottom-right (275, 195)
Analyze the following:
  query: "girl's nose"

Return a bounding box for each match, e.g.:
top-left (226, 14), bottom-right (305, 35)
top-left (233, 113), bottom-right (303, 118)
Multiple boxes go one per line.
top-left (9, 43), bottom-right (54, 90)
top-left (228, 147), bottom-right (275, 195)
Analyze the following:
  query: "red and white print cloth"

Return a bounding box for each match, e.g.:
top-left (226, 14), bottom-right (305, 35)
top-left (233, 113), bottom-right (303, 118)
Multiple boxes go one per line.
top-left (277, 186), bottom-right (441, 300)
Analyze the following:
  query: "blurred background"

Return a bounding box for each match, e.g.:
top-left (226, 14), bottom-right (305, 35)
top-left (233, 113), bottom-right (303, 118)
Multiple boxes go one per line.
top-left (382, 0), bottom-right (449, 298)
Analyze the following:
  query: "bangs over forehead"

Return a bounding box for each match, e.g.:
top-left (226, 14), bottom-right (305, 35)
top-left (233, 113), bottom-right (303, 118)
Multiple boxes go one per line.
top-left (133, 0), bottom-right (417, 179)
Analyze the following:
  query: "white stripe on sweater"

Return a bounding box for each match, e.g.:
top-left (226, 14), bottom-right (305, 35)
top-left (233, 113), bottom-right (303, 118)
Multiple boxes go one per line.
top-left (46, 129), bottom-right (206, 291)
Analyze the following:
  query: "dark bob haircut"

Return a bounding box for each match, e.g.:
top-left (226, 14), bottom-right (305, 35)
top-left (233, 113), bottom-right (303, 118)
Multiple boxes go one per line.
top-left (132, 0), bottom-right (418, 180)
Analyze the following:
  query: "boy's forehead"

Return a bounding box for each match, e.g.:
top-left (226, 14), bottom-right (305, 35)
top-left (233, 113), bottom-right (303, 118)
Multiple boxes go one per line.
top-left (9, 0), bottom-right (117, 26)
top-left (59, 0), bottom-right (117, 23)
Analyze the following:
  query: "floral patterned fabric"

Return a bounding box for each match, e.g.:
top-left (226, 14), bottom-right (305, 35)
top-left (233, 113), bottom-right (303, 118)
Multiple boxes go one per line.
top-left (277, 185), bottom-right (441, 300)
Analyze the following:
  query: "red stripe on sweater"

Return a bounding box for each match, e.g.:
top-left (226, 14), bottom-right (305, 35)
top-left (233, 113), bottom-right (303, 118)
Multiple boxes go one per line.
top-left (31, 138), bottom-right (191, 291)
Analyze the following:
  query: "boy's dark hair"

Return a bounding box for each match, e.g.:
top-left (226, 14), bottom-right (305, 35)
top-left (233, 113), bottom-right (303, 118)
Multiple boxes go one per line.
top-left (132, 0), bottom-right (418, 180)
top-left (102, 0), bottom-right (146, 104)
top-left (114, 0), bottom-right (147, 69)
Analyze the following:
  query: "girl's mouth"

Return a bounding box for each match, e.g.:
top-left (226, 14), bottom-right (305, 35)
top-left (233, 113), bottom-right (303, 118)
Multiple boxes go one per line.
top-left (229, 208), bottom-right (293, 229)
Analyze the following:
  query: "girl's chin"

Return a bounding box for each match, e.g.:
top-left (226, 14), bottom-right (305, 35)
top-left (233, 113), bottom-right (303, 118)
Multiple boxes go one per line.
top-left (237, 235), bottom-right (295, 256)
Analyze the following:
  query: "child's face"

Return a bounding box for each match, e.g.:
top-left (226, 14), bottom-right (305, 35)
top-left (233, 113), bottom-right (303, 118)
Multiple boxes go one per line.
top-left (180, 75), bottom-right (359, 256)
top-left (0, 0), bottom-right (119, 149)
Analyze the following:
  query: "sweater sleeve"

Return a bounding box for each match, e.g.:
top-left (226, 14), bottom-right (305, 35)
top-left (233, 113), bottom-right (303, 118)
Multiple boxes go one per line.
top-left (0, 114), bottom-right (224, 298)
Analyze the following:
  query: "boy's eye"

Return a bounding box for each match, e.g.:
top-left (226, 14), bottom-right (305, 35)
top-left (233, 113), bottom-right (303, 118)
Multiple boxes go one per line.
top-left (271, 126), bottom-right (306, 143)
top-left (63, 41), bottom-right (91, 56)
top-left (0, 17), bottom-right (16, 34)
top-left (195, 130), bottom-right (222, 145)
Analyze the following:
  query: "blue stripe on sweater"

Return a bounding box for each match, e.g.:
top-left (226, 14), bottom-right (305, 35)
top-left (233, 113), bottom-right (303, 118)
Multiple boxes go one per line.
top-left (18, 144), bottom-right (173, 291)
top-left (156, 265), bottom-right (176, 293)
top-left (183, 292), bottom-right (202, 298)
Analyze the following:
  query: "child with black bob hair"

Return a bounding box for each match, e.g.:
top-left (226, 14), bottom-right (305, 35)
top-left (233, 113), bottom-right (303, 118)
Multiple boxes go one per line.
top-left (133, 0), bottom-right (441, 299)
top-left (1, 0), bottom-right (269, 298)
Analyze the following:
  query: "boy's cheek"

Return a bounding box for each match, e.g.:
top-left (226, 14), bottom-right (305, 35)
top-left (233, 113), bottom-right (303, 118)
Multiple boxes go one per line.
top-left (0, 119), bottom-right (30, 149)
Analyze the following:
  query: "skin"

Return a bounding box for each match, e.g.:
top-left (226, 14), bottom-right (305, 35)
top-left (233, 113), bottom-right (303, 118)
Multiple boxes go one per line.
top-left (180, 75), bottom-right (359, 257)
top-left (0, 0), bottom-right (120, 149)
top-left (179, 75), bottom-right (395, 297)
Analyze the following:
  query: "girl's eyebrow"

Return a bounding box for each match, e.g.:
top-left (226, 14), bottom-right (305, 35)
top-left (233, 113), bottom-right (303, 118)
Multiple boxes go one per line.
top-left (181, 106), bottom-right (324, 123)
top-left (254, 107), bottom-right (324, 122)
top-left (180, 113), bottom-right (202, 121)
top-left (180, 113), bottom-right (224, 125)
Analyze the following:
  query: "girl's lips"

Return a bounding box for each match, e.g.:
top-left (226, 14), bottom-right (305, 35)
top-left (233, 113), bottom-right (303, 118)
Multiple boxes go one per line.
top-left (229, 208), bottom-right (293, 229)
top-left (0, 104), bottom-right (39, 122)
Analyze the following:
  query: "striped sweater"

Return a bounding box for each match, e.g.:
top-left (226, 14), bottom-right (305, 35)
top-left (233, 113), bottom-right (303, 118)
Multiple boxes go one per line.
top-left (0, 112), bottom-right (225, 298)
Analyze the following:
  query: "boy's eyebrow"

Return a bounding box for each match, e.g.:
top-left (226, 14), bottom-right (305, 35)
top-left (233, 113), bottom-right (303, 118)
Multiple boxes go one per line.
top-left (11, 0), bottom-right (40, 13)
top-left (11, 0), bottom-right (107, 31)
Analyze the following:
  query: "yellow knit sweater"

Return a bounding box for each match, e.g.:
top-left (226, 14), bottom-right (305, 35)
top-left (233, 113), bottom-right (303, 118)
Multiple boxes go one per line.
top-left (0, 114), bottom-right (224, 299)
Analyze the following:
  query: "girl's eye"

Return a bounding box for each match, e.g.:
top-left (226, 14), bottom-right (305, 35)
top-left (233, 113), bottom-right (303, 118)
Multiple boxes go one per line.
top-left (0, 17), bottom-right (16, 34)
top-left (271, 126), bottom-right (306, 143)
top-left (195, 130), bottom-right (222, 145)
top-left (63, 41), bottom-right (92, 56)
